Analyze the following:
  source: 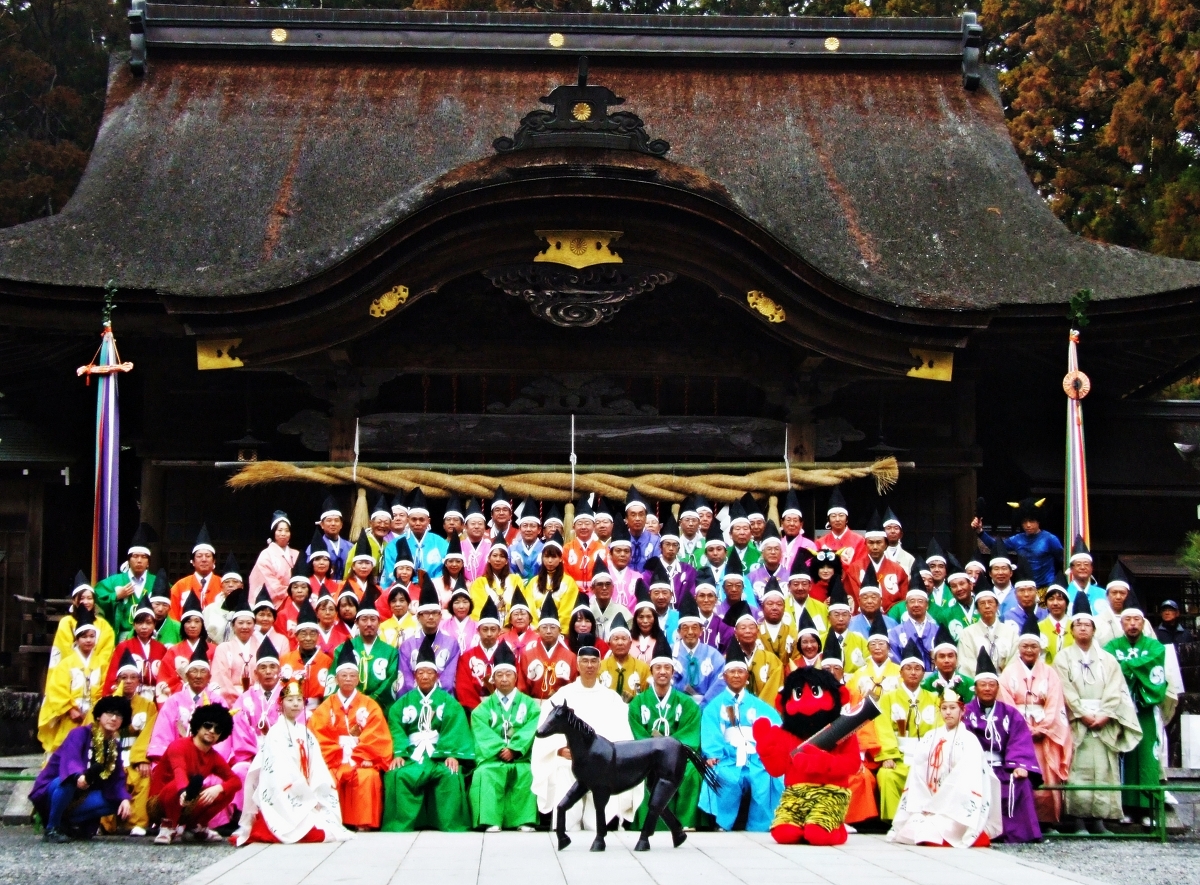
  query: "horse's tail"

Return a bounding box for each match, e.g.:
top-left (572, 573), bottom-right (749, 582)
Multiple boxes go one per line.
top-left (681, 743), bottom-right (720, 791)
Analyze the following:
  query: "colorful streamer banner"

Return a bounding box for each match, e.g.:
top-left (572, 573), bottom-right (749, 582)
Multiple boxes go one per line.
top-left (1063, 329), bottom-right (1091, 562)
top-left (78, 318), bottom-right (133, 584)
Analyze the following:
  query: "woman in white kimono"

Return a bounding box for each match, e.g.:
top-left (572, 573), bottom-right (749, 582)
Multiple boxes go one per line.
top-left (887, 689), bottom-right (1002, 848)
top-left (235, 680), bottom-right (353, 845)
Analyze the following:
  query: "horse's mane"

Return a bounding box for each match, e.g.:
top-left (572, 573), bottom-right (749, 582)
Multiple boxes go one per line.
top-left (556, 702), bottom-right (596, 738)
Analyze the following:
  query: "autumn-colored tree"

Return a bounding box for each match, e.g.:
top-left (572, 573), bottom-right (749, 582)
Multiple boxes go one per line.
top-left (985, 0), bottom-right (1200, 257)
top-left (0, 0), bottom-right (126, 226)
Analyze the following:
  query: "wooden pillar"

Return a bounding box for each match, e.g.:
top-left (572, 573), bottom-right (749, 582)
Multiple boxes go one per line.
top-left (953, 378), bottom-right (978, 559)
top-left (329, 406), bottom-right (358, 463)
top-left (26, 480), bottom-right (43, 599)
top-left (139, 459), bottom-right (165, 562)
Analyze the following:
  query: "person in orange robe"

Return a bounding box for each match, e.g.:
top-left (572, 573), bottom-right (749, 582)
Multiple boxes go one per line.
top-left (820, 632), bottom-right (879, 825)
top-left (999, 619), bottom-right (1073, 827)
top-left (279, 600), bottom-right (334, 711)
top-left (310, 643), bottom-right (393, 830)
top-left (167, 525), bottom-right (223, 621)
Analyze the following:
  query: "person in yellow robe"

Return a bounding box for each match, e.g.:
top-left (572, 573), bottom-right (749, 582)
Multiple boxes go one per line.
top-left (724, 602), bottom-right (783, 706)
top-left (51, 573), bottom-right (116, 675)
top-left (39, 609), bottom-right (107, 754)
top-left (523, 536), bottom-right (580, 633)
top-left (873, 638), bottom-right (944, 820)
top-left (379, 585), bottom-right (419, 648)
top-left (101, 649), bottom-right (158, 835)
top-left (851, 619), bottom-right (902, 701)
top-left (598, 614), bottom-right (650, 701)
top-left (469, 545), bottom-right (525, 624)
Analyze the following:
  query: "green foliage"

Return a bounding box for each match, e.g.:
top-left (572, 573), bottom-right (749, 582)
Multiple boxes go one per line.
top-left (1068, 288), bottom-right (1091, 328)
top-left (1178, 531), bottom-right (1200, 580)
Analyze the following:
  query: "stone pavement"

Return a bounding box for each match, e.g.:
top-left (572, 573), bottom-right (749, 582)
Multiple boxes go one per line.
top-left (178, 831), bottom-right (1113, 885)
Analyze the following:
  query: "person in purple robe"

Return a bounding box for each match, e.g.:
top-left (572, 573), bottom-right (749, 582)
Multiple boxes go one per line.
top-left (31, 696), bottom-right (133, 842)
top-left (886, 586), bottom-right (939, 668)
top-left (694, 575), bottom-right (735, 653)
top-left (963, 648), bottom-right (1042, 843)
top-left (396, 576), bottom-right (460, 695)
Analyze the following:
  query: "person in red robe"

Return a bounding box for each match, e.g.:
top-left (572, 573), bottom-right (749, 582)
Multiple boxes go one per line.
top-left (147, 703), bottom-right (241, 843)
top-left (313, 592), bottom-right (351, 658)
top-left (816, 487), bottom-right (865, 569)
top-left (103, 603), bottom-right (167, 696)
top-left (454, 597), bottom-right (504, 714)
top-left (517, 594), bottom-right (578, 701)
top-left (842, 512), bottom-right (909, 612)
top-left (499, 588), bottom-right (537, 654)
top-left (159, 595), bottom-right (212, 696)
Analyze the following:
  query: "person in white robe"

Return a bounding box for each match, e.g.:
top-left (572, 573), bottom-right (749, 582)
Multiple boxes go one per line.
top-left (887, 689), bottom-right (1002, 848)
top-left (530, 645), bottom-right (643, 831)
top-left (235, 680), bottom-right (353, 845)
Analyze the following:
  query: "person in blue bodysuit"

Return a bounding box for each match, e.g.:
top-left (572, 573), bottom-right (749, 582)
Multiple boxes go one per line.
top-left (972, 497), bottom-right (1062, 590)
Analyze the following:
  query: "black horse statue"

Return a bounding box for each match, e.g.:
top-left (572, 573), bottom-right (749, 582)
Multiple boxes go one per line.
top-left (535, 700), bottom-right (719, 852)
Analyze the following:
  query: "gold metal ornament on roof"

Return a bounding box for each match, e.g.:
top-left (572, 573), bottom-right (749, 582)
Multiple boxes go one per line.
top-left (1063, 369), bottom-right (1091, 400)
top-left (534, 230), bottom-right (623, 269)
top-left (747, 290), bottom-right (786, 323)
top-left (824, 36), bottom-right (840, 51)
top-left (548, 33), bottom-right (565, 48)
top-left (572, 102), bottom-right (592, 121)
top-left (369, 284), bottom-right (409, 318)
top-left (270, 28), bottom-right (288, 43)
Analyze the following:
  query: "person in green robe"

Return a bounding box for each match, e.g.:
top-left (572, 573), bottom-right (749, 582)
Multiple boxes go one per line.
top-left (382, 633), bottom-right (474, 832)
top-left (628, 637), bottom-right (703, 830)
top-left (920, 623), bottom-right (976, 703)
top-left (148, 578), bottom-right (181, 646)
top-left (330, 590), bottom-right (399, 714)
top-left (93, 524), bottom-right (159, 640)
top-left (1103, 589), bottom-right (1167, 822)
top-left (469, 641), bottom-right (539, 831)
top-left (929, 571), bottom-right (978, 642)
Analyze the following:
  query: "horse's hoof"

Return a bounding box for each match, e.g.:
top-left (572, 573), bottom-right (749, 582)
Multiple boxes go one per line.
top-left (634, 838), bottom-right (651, 852)
top-left (672, 831), bottom-right (687, 848)
top-left (590, 839), bottom-right (605, 852)
top-left (557, 834), bottom-right (571, 851)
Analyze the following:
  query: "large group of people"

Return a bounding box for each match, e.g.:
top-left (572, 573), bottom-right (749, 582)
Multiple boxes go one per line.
top-left (32, 486), bottom-right (1185, 848)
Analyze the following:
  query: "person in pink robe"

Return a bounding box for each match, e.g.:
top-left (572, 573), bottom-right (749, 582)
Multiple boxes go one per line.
top-left (999, 623), bottom-right (1074, 827)
top-left (248, 512), bottom-right (300, 609)
top-left (210, 590), bottom-right (263, 705)
top-left (439, 585), bottom-right (479, 653)
top-left (228, 637), bottom-right (284, 811)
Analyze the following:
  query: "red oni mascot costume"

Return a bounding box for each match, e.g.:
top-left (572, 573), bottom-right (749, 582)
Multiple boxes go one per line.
top-left (752, 666), bottom-right (860, 845)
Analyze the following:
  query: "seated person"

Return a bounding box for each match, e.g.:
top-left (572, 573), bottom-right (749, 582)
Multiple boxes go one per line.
top-left (874, 639), bottom-right (943, 821)
top-left (920, 624), bottom-right (976, 703)
top-left (698, 644), bottom-right (783, 832)
top-left (310, 643), bottom-right (394, 832)
top-left (628, 637), bottom-right (704, 831)
top-left (964, 649), bottom-right (1043, 843)
top-left (147, 704), bottom-right (241, 844)
top-left (32, 696), bottom-right (133, 842)
top-left (469, 642), bottom-right (541, 832)
top-left (886, 689), bottom-right (1002, 847)
top-left (599, 613), bottom-right (650, 701)
top-left (382, 634), bottom-right (474, 832)
top-left (235, 679), bottom-right (353, 845)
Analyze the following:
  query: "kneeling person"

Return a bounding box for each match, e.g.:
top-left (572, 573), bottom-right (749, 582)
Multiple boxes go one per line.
top-left (470, 642), bottom-right (540, 831)
top-left (382, 634), bottom-right (474, 831)
top-left (32, 696), bottom-right (134, 842)
top-left (148, 704), bottom-right (240, 844)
